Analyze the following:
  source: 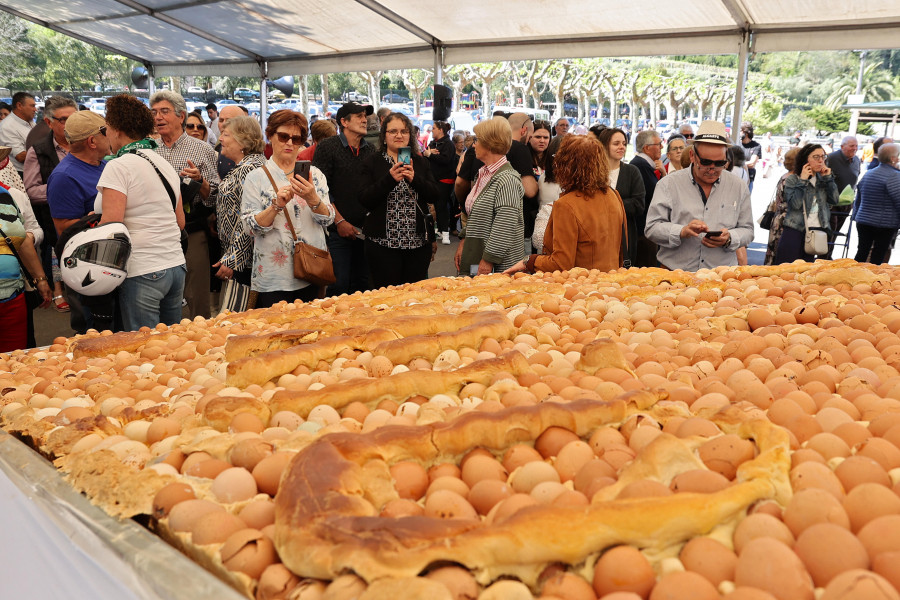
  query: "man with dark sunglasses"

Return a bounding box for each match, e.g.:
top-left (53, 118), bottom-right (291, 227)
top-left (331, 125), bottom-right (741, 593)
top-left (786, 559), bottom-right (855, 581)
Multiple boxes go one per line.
top-left (644, 120), bottom-right (753, 271)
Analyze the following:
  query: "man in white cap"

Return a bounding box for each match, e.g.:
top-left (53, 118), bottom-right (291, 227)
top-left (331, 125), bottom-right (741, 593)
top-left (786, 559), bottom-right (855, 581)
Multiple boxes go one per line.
top-left (644, 120), bottom-right (754, 271)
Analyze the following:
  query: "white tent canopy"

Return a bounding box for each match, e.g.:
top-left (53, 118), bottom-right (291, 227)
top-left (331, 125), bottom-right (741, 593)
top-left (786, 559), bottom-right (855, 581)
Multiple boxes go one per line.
top-left (2, 0), bottom-right (899, 78)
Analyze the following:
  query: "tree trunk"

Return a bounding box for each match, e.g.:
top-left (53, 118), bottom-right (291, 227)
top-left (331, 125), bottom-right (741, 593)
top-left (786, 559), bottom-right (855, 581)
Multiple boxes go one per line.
top-left (299, 75), bottom-right (309, 116)
top-left (321, 73), bottom-right (330, 108)
top-left (482, 81), bottom-right (492, 120)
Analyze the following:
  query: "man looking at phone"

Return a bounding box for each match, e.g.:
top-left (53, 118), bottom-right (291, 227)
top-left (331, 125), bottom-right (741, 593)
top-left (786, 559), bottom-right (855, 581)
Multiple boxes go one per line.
top-left (312, 101), bottom-right (374, 295)
top-left (645, 120), bottom-right (753, 271)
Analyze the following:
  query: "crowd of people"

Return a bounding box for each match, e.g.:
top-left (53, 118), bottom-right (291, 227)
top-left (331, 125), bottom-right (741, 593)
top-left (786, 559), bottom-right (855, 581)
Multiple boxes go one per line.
top-left (0, 86), bottom-right (898, 352)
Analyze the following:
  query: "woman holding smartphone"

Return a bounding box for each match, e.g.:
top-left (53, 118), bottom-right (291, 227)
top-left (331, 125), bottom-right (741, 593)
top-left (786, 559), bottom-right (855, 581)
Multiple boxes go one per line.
top-left (241, 110), bottom-right (334, 308)
top-left (360, 112), bottom-right (440, 288)
top-left (774, 143), bottom-right (839, 264)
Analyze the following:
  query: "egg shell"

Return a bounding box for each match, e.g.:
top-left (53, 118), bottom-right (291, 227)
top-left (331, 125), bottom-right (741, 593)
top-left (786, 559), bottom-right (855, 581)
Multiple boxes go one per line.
top-left (424, 566), bottom-right (480, 600)
top-left (554, 441), bottom-right (595, 482)
top-left (460, 455), bottom-right (508, 489)
top-left (252, 451), bottom-right (295, 496)
top-left (424, 489), bottom-right (478, 520)
top-left (819, 569), bottom-right (900, 600)
top-left (842, 482), bottom-right (900, 533)
top-left (230, 412), bottom-right (265, 433)
top-left (732, 513), bottom-right (795, 554)
top-left (257, 563), bottom-right (301, 600)
top-left (782, 488), bottom-right (852, 537)
top-left (211, 467), bottom-right (258, 503)
top-left (834, 455), bottom-right (892, 491)
top-left (238, 499), bottom-right (276, 530)
top-left (428, 462), bottom-right (462, 482)
top-left (872, 551), bottom-right (900, 595)
top-left (722, 588), bottom-right (779, 600)
top-left (151, 482), bottom-right (196, 519)
top-left (191, 510), bottom-right (246, 546)
top-left (468, 479), bottom-right (514, 516)
top-left (679, 536), bottom-right (738, 586)
top-left (324, 574), bottom-right (367, 599)
top-left (502, 444), bottom-right (544, 472)
top-left (220, 528), bottom-right (277, 579)
top-left (390, 461), bottom-right (430, 500)
top-left (857, 515), bottom-right (900, 560)
top-left (478, 579), bottom-right (533, 600)
top-left (427, 476), bottom-right (471, 498)
top-left (530, 481), bottom-right (569, 504)
top-left (146, 417), bottom-right (182, 445)
top-left (698, 434), bottom-right (756, 480)
top-left (511, 461), bottom-right (561, 493)
top-left (648, 571), bottom-right (719, 600)
top-left (793, 523), bottom-right (870, 587)
top-left (167, 499), bottom-right (224, 532)
top-left (734, 537), bottom-right (814, 600)
top-left (535, 426), bottom-right (580, 458)
top-left (540, 571), bottom-right (596, 600)
top-left (187, 457), bottom-right (232, 480)
top-left (592, 546), bottom-right (655, 598)
top-left (790, 461), bottom-right (846, 499)
top-left (487, 492), bottom-right (539, 524)
top-left (617, 480), bottom-right (673, 499)
top-left (380, 498), bottom-right (425, 518)
top-left (229, 438), bottom-right (274, 472)
top-left (670, 469), bottom-right (731, 494)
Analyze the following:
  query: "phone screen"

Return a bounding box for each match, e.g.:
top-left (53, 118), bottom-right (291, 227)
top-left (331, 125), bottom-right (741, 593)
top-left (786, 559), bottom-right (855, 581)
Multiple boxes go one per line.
top-left (705, 230), bottom-right (723, 238)
top-left (293, 160), bottom-right (311, 180)
top-left (398, 147), bottom-right (411, 165)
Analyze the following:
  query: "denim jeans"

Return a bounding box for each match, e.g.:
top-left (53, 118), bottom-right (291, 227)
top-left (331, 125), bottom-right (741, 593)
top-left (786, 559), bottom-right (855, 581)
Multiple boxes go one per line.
top-left (117, 265), bottom-right (186, 332)
top-left (326, 229), bottom-right (369, 296)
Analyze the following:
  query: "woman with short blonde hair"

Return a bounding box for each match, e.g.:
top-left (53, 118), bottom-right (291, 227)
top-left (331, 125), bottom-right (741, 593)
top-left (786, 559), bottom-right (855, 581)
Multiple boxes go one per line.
top-left (473, 116), bottom-right (512, 156)
top-left (223, 115), bottom-right (265, 155)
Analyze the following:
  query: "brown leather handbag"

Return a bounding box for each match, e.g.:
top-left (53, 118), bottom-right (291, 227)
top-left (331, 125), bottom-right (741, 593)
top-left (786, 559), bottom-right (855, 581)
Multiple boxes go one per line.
top-left (261, 166), bottom-right (336, 287)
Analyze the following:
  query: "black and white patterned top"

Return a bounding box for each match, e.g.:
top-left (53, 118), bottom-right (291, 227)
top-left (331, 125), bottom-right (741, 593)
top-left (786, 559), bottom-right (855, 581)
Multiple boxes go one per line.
top-left (369, 153), bottom-right (426, 250)
top-left (216, 152), bottom-right (266, 271)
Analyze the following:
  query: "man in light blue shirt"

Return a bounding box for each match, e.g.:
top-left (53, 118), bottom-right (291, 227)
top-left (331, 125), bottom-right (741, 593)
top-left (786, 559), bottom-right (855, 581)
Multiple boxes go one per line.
top-left (645, 120), bottom-right (754, 271)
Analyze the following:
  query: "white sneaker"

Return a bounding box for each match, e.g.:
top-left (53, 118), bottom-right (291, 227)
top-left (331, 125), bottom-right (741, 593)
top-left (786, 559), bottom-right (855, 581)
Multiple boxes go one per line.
top-left (441, 231), bottom-right (451, 245)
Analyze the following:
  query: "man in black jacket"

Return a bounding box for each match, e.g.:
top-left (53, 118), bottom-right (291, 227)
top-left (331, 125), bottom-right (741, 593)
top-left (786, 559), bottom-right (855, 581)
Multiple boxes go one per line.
top-left (312, 101), bottom-right (374, 295)
top-left (630, 129), bottom-right (664, 267)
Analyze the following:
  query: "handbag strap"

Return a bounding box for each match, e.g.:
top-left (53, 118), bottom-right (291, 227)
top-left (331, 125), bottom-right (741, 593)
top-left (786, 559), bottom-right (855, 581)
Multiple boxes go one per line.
top-left (0, 224), bottom-right (34, 285)
top-left (801, 189), bottom-right (810, 231)
top-left (261, 164), bottom-right (299, 243)
top-left (129, 150), bottom-right (178, 211)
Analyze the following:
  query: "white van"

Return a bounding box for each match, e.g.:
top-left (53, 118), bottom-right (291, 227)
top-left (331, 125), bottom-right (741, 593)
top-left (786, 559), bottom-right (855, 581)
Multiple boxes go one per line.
top-left (493, 106), bottom-right (551, 123)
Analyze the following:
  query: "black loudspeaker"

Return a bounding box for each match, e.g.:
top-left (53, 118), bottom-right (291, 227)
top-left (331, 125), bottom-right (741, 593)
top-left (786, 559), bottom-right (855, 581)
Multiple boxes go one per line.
top-left (270, 76), bottom-right (294, 98)
top-left (433, 84), bottom-right (452, 121)
top-left (131, 66), bottom-right (149, 89)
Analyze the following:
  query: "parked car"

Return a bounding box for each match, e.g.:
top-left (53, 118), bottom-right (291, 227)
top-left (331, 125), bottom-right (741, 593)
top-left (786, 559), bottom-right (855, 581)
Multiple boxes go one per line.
top-left (274, 98), bottom-right (303, 111)
top-left (216, 98), bottom-right (240, 110)
top-left (85, 97), bottom-right (107, 116)
top-left (382, 93), bottom-right (410, 104)
top-left (233, 88), bottom-right (260, 102)
top-left (448, 111), bottom-right (476, 133)
top-left (342, 91), bottom-right (369, 102)
top-left (187, 86), bottom-right (205, 95)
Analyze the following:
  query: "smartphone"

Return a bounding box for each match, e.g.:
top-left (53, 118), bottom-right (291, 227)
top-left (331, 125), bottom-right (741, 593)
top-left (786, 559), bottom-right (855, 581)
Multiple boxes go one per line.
top-left (293, 160), bottom-right (311, 180)
top-left (398, 146), bottom-right (411, 165)
top-left (705, 230), bottom-right (723, 238)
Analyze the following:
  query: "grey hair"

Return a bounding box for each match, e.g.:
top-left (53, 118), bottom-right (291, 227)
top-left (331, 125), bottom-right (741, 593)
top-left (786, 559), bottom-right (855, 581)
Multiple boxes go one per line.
top-left (877, 143), bottom-right (899, 164)
top-left (150, 90), bottom-right (188, 120)
top-left (841, 135), bottom-right (858, 147)
top-left (667, 134), bottom-right (686, 152)
top-left (635, 129), bottom-right (660, 153)
top-left (44, 95), bottom-right (76, 119)
top-left (678, 123), bottom-right (694, 134)
top-left (221, 115), bottom-right (265, 155)
top-left (451, 132), bottom-right (465, 144)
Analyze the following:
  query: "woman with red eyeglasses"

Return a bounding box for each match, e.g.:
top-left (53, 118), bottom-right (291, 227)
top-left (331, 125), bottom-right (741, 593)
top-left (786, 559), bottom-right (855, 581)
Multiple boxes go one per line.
top-left (774, 144), bottom-right (838, 264)
top-left (241, 110), bottom-right (335, 308)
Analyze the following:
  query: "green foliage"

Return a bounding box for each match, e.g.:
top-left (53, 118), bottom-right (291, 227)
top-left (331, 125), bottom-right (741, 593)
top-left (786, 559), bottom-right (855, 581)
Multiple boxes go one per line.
top-left (807, 106), bottom-right (850, 133)
top-left (781, 108), bottom-right (815, 135)
top-left (744, 99), bottom-right (783, 133)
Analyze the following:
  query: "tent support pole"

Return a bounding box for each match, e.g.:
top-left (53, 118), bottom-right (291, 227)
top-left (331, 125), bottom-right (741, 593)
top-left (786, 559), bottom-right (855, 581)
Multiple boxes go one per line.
top-left (148, 64), bottom-right (156, 95)
top-left (731, 30), bottom-right (751, 142)
top-left (260, 62), bottom-right (269, 132)
top-left (434, 45), bottom-right (443, 85)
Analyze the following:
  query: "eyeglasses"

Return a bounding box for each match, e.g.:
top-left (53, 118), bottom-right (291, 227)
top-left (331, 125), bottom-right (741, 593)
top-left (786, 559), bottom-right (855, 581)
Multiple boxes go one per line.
top-left (185, 123), bottom-right (205, 131)
top-left (99, 126), bottom-right (107, 136)
top-left (386, 129), bottom-right (409, 136)
top-left (684, 133), bottom-right (694, 139)
top-left (694, 150), bottom-right (728, 168)
top-left (809, 153), bottom-right (827, 160)
top-left (274, 131), bottom-right (304, 145)
top-left (150, 108), bottom-right (174, 117)
top-left (50, 116), bottom-right (69, 124)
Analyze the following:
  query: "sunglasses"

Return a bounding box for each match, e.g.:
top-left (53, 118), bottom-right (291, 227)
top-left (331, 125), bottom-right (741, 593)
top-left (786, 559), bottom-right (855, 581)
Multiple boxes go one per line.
top-left (694, 150), bottom-right (728, 168)
top-left (684, 134), bottom-right (694, 139)
top-left (185, 123), bottom-right (205, 131)
top-left (99, 126), bottom-right (107, 136)
top-left (274, 131), bottom-right (304, 145)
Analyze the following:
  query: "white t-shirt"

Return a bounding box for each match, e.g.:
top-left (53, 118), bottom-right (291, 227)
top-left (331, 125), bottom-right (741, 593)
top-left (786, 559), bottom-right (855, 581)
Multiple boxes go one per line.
top-left (95, 150), bottom-right (185, 277)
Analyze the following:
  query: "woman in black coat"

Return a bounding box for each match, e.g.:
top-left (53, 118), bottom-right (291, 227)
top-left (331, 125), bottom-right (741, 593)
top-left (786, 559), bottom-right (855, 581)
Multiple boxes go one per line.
top-left (423, 120), bottom-right (457, 244)
top-left (360, 112), bottom-right (440, 288)
top-left (598, 127), bottom-right (645, 267)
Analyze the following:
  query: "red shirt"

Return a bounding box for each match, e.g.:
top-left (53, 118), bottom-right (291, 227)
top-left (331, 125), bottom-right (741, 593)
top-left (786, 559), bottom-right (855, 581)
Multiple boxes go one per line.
top-left (297, 144), bottom-right (316, 161)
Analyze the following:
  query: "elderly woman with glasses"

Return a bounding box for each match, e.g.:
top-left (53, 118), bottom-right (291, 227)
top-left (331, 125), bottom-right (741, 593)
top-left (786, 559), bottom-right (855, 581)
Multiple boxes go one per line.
top-left (241, 110), bottom-right (334, 308)
top-left (774, 144), bottom-right (838, 264)
top-left (665, 135), bottom-right (687, 173)
top-left (360, 112), bottom-right (440, 287)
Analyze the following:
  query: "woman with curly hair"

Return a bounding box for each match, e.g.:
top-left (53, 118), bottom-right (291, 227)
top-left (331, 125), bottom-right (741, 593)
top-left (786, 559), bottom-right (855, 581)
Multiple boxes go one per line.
top-left (97, 94), bottom-right (186, 331)
top-left (504, 135), bottom-right (626, 274)
top-left (241, 110), bottom-right (334, 308)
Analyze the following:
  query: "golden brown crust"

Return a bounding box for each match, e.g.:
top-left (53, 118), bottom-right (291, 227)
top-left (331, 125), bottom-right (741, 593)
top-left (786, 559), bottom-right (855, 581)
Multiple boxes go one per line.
top-left (224, 329), bottom-right (320, 362)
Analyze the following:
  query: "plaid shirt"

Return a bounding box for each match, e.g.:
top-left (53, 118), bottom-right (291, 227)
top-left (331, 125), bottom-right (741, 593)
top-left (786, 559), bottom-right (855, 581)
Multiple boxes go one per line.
top-left (154, 132), bottom-right (220, 207)
top-left (465, 155), bottom-right (507, 214)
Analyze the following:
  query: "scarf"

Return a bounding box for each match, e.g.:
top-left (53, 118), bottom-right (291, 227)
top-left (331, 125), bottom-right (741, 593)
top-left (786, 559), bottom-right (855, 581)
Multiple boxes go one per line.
top-left (105, 137), bottom-right (159, 161)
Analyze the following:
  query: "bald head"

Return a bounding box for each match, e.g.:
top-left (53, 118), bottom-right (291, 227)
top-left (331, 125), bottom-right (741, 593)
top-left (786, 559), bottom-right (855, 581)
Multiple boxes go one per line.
top-left (218, 105), bottom-right (244, 129)
top-left (508, 112), bottom-right (533, 143)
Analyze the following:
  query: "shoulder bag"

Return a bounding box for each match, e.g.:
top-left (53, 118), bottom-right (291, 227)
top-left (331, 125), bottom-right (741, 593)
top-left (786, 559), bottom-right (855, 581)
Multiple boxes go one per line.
top-left (129, 150), bottom-right (189, 253)
top-left (802, 193), bottom-right (828, 256)
top-left (261, 165), bottom-right (336, 288)
top-left (0, 224), bottom-right (44, 309)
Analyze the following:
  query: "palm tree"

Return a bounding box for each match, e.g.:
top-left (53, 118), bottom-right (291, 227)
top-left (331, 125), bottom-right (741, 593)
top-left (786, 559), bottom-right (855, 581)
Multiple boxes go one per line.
top-left (825, 63), bottom-right (894, 110)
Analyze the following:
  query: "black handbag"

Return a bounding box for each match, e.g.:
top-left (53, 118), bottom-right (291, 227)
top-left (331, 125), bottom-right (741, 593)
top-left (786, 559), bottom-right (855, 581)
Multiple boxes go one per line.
top-left (759, 210), bottom-right (775, 231)
top-left (0, 224), bottom-right (45, 308)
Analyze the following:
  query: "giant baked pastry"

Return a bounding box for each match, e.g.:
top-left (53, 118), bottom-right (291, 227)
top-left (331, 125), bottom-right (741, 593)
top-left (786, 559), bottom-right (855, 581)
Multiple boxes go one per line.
top-left (1, 260), bottom-right (900, 600)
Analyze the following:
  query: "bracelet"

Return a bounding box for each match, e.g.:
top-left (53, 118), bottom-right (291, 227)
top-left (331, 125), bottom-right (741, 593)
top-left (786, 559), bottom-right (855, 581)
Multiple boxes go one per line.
top-left (310, 200), bottom-right (322, 211)
top-left (335, 218), bottom-right (346, 226)
top-left (34, 276), bottom-right (47, 282)
top-left (272, 204), bottom-right (284, 212)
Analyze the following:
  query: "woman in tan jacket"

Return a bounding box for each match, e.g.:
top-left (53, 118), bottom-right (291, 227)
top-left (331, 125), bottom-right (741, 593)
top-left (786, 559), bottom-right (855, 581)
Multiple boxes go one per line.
top-left (504, 135), bottom-right (626, 274)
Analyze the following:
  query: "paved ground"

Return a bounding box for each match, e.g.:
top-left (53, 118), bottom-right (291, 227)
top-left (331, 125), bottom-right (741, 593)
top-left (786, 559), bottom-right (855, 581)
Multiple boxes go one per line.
top-left (32, 164), bottom-right (866, 347)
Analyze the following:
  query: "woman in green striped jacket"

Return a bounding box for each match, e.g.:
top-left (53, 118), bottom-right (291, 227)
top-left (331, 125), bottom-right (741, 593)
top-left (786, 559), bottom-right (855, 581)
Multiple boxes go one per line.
top-left (454, 116), bottom-right (525, 275)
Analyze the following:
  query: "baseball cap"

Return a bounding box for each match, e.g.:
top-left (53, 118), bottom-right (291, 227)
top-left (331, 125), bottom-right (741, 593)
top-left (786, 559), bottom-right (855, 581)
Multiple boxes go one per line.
top-left (335, 101), bottom-right (374, 123)
top-left (693, 120), bottom-right (729, 145)
top-left (65, 111), bottom-right (107, 143)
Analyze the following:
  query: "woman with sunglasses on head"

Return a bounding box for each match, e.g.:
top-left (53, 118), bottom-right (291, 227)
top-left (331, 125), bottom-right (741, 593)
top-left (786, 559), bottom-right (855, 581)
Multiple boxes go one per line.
top-left (598, 127), bottom-right (645, 267)
top-left (773, 144), bottom-right (838, 264)
top-left (241, 110), bottom-right (334, 309)
top-left (184, 112), bottom-right (209, 144)
top-left (423, 120), bottom-right (456, 245)
top-left (360, 112), bottom-right (440, 288)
